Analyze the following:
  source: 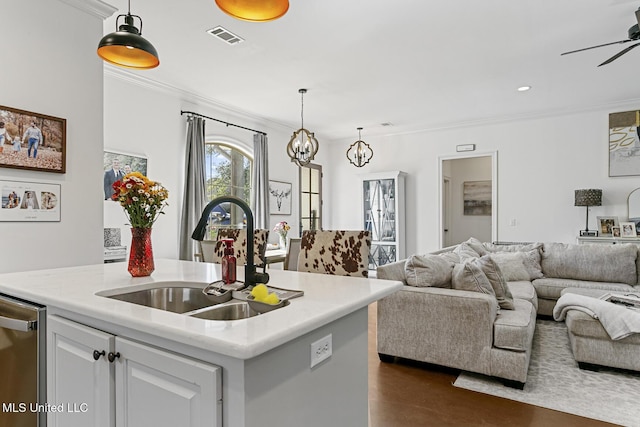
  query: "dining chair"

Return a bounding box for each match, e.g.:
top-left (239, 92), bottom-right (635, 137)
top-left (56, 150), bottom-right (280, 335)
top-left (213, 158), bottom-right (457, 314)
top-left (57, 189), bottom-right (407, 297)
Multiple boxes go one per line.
top-left (297, 230), bottom-right (371, 277)
top-left (196, 228), bottom-right (269, 268)
top-left (284, 238), bottom-right (302, 271)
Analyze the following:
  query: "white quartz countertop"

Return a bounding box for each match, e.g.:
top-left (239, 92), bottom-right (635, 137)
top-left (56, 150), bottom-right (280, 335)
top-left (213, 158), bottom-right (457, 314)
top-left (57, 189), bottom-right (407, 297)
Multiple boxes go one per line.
top-left (0, 259), bottom-right (402, 359)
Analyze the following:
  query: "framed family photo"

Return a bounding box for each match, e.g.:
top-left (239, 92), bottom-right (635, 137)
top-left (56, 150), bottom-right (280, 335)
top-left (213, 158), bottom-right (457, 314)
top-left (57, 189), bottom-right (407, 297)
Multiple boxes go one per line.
top-left (0, 105), bottom-right (66, 173)
top-left (597, 216), bottom-right (619, 237)
top-left (0, 179), bottom-right (61, 221)
top-left (269, 180), bottom-right (292, 215)
top-left (609, 110), bottom-right (640, 177)
top-left (620, 221), bottom-right (637, 237)
top-left (103, 150), bottom-right (148, 201)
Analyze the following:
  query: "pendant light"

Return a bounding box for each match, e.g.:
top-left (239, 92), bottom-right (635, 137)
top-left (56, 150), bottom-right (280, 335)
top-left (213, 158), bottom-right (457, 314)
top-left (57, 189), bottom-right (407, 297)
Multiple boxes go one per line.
top-left (286, 89), bottom-right (319, 167)
top-left (97, 0), bottom-right (159, 69)
top-left (215, 0), bottom-right (289, 22)
top-left (346, 127), bottom-right (373, 167)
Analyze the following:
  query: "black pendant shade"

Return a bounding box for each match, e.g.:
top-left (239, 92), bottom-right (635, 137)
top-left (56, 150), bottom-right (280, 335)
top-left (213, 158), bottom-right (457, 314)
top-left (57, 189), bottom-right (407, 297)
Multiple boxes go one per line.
top-left (97, 13), bottom-right (159, 69)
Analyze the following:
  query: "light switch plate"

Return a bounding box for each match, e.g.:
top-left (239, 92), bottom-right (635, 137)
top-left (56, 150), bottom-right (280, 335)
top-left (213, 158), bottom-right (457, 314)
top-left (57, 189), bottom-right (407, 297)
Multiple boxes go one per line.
top-left (310, 334), bottom-right (332, 368)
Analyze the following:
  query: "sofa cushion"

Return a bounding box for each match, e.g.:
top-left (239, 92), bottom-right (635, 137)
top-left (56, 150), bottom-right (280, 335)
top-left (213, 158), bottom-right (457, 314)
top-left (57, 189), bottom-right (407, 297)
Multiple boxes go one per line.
top-left (477, 255), bottom-right (515, 310)
top-left (533, 277), bottom-right (636, 300)
top-left (490, 250), bottom-right (543, 281)
top-left (404, 254), bottom-right (454, 288)
top-left (541, 242), bottom-right (637, 286)
top-left (451, 260), bottom-right (496, 300)
top-left (507, 281), bottom-right (538, 311)
top-left (493, 299), bottom-right (536, 352)
top-left (483, 242), bottom-right (543, 253)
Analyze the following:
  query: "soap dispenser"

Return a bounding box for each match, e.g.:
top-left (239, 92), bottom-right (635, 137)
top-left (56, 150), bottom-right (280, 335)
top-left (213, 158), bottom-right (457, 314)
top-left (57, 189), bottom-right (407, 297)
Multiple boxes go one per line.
top-left (221, 238), bottom-right (237, 284)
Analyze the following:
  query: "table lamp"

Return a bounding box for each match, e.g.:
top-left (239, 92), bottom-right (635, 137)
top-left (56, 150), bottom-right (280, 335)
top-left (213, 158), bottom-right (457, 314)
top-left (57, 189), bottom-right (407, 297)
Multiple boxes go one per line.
top-left (575, 189), bottom-right (602, 236)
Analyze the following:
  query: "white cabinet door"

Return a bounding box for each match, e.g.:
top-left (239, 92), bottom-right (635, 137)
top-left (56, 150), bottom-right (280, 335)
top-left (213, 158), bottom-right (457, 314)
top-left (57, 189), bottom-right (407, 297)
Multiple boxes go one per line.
top-left (115, 337), bottom-right (222, 427)
top-left (47, 315), bottom-right (115, 427)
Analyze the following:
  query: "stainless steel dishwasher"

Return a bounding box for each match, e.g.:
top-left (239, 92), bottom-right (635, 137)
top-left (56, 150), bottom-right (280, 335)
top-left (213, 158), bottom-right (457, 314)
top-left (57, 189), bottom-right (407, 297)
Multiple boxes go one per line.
top-left (0, 293), bottom-right (46, 427)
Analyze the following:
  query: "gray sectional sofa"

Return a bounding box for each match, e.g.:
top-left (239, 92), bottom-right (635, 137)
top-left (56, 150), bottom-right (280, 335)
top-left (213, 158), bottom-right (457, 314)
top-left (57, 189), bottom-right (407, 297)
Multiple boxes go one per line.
top-left (376, 239), bottom-right (640, 388)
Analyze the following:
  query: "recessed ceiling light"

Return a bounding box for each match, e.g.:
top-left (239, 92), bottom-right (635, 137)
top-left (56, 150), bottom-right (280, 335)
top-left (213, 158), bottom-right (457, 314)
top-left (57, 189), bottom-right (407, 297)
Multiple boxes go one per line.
top-left (380, 122), bottom-right (393, 127)
top-left (517, 86), bottom-right (532, 92)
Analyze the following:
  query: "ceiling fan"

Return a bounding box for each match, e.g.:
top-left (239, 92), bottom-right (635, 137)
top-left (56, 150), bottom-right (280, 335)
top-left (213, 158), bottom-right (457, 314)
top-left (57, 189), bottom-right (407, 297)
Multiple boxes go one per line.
top-left (561, 7), bottom-right (640, 66)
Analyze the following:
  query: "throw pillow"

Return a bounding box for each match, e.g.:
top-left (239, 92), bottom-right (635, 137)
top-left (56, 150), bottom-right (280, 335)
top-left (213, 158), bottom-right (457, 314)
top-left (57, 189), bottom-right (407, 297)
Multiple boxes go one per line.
top-left (490, 249), bottom-right (543, 281)
top-left (404, 254), bottom-right (455, 288)
top-left (464, 237), bottom-right (489, 256)
top-left (453, 243), bottom-right (480, 261)
top-left (451, 260), bottom-right (496, 300)
top-left (477, 255), bottom-right (515, 310)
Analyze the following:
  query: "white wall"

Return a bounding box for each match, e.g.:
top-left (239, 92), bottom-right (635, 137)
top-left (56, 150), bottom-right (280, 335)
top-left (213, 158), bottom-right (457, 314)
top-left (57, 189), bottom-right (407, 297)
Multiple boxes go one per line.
top-left (103, 72), bottom-right (311, 259)
top-left (325, 105), bottom-right (640, 256)
top-left (0, 0), bottom-right (108, 273)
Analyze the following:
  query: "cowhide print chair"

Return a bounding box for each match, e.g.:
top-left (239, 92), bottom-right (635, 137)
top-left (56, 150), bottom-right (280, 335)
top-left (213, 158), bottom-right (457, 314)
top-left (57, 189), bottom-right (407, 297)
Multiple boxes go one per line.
top-left (297, 230), bottom-right (371, 277)
top-left (198, 228), bottom-right (269, 268)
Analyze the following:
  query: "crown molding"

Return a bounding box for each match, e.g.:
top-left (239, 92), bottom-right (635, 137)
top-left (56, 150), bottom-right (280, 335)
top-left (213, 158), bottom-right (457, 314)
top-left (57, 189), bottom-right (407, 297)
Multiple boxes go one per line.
top-left (56, 0), bottom-right (117, 19)
top-left (104, 65), bottom-right (292, 134)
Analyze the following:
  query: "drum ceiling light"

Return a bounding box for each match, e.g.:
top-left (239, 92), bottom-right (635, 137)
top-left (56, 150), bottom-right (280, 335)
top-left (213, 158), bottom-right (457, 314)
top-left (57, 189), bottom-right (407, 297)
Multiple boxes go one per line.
top-left (215, 0), bottom-right (289, 22)
top-left (97, 0), bottom-right (159, 69)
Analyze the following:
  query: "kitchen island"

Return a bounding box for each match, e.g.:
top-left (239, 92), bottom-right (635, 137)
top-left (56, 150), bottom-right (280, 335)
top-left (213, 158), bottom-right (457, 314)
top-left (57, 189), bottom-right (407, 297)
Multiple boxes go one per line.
top-left (0, 259), bottom-right (402, 427)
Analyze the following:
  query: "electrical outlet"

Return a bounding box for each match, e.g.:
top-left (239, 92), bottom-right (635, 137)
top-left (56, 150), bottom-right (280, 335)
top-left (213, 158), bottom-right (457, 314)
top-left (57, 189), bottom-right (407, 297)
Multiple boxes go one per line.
top-left (310, 334), bottom-right (332, 368)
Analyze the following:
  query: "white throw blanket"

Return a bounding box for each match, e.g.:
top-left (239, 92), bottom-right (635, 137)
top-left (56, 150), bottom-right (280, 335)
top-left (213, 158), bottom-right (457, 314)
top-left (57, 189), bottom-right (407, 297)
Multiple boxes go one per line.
top-left (553, 293), bottom-right (640, 340)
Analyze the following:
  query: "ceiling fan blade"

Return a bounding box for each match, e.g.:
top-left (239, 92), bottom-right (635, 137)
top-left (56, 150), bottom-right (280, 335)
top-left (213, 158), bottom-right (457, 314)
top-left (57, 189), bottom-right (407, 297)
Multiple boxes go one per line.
top-left (636, 7), bottom-right (640, 28)
top-left (561, 39), bottom-right (632, 56)
top-left (598, 42), bottom-right (640, 66)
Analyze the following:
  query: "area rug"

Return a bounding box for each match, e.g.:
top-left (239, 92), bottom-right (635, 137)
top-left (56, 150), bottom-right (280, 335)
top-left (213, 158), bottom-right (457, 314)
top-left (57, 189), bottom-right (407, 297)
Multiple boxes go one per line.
top-left (454, 319), bottom-right (640, 426)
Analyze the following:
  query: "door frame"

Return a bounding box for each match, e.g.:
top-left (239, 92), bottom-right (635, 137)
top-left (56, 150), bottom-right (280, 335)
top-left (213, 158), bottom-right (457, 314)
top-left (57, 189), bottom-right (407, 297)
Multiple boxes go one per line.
top-left (438, 151), bottom-right (498, 249)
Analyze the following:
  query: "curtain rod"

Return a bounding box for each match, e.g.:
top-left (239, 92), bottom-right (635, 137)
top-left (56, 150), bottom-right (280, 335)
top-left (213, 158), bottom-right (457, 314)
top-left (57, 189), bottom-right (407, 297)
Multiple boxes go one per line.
top-left (180, 110), bottom-right (267, 136)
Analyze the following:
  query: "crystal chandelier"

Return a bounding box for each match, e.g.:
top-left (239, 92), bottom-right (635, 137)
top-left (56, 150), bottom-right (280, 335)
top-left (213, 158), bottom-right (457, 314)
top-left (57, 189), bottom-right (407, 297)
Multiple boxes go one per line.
top-left (286, 89), bottom-right (319, 167)
top-left (346, 127), bottom-right (373, 167)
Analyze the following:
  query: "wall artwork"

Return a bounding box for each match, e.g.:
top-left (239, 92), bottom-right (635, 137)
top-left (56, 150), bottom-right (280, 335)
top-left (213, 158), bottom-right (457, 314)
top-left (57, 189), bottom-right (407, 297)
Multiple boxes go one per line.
top-left (0, 105), bottom-right (66, 173)
top-left (463, 180), bottom-right (492, 216)
top-left (0, 180), bottom-right (61, 221)
top-left (103, 150), bottom-right (148, 201)
top-left (609, 110), bottom-right (640, 177)
top-left (269, 180), bottom-right (292, 215)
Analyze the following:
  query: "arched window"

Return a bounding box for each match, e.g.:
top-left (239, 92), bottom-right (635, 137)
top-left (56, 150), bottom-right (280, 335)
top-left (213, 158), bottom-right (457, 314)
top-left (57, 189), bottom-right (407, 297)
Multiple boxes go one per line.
top-left (205, 142), bottom-right (252, 234)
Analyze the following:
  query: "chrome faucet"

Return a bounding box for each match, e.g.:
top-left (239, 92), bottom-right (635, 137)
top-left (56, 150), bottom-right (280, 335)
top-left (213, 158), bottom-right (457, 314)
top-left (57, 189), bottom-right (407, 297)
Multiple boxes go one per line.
top-left (192, 196), bottom-right (269, 288)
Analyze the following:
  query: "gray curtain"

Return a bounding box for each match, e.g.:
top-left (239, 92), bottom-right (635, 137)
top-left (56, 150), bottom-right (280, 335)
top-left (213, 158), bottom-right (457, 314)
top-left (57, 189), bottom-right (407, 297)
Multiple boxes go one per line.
top-left (179, 116), bottom-right (206, 260)
top-left (252, 133), bottom-right (270, 229)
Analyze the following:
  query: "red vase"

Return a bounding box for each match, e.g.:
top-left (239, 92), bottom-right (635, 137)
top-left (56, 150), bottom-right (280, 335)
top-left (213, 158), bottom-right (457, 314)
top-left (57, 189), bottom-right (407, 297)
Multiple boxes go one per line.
top-left (128, 228), bottom-right (155, 277)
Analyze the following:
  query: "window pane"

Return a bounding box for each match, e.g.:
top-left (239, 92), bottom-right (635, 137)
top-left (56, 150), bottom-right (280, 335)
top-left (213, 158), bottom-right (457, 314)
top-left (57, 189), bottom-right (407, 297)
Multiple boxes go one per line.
top-left (204, 142), bottom-right (252, 238)
top-left (310, 168), bottom-right (320, 193)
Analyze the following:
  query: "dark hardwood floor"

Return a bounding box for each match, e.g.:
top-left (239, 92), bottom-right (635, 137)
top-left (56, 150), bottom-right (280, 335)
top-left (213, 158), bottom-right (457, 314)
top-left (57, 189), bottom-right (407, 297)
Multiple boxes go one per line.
top-left (367, 304), bottom-right (618, 427)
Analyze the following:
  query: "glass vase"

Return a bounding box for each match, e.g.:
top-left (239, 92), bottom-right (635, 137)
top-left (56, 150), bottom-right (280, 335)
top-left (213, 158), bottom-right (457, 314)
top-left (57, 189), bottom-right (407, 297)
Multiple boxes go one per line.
top-left (128, 227), bottom-right (155, 277)
top-left (279, 234), bottom-right (287, 250)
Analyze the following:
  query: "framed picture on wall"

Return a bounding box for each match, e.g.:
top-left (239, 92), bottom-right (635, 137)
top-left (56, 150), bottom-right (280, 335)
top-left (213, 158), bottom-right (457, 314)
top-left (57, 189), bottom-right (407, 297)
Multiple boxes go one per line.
top-left (609, 110), bottom-right (640, 177)
top-left (269, 180), bottom-right (292, 215)
top-left (463, 180), bottom-right (492, 216)
top-left (596, 216), bottom-right (619, 237)
top-left (0, 105), bottom-right (66, 173)
top-left (0, 179), bottom-right (61, 221)
top-left (103, 150), bottom-right (148, 201)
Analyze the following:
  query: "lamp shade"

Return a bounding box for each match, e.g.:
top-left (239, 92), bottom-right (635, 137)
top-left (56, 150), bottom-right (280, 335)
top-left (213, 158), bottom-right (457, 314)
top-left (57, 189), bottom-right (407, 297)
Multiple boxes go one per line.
top-left (574, 189), bottom-right (602, 207)
top-left (97, 14), bottom-right (159, 69)
top-left (215, 0), bottom-right (289, 22)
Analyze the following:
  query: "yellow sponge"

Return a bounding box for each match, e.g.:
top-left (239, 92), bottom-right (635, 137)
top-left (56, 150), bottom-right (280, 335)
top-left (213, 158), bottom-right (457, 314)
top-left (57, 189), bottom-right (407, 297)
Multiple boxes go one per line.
top-left (250, 284), bottom-right (269, 300)
top-left (263, 293), bottom-right (280, 305)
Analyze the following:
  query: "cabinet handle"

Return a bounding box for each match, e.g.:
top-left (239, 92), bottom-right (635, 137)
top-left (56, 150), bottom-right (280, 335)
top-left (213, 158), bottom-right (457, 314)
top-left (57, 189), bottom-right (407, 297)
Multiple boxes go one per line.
top-left (93, 350), bottom-right (106, 361)
top-left (107, 351), bottom-right (121, 363)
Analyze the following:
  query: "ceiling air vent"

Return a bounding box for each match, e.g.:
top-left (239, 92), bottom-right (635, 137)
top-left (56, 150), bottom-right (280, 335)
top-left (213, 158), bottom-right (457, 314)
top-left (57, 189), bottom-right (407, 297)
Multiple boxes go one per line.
top-left (207, 26), bottom-right (244, 45)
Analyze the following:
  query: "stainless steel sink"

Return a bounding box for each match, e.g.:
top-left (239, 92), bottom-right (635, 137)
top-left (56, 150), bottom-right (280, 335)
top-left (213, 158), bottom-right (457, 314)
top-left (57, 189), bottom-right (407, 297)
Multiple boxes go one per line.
top-left (104, 286), bottom-right (219, 313)
top-left (189, 301), bottom-right (259, 321)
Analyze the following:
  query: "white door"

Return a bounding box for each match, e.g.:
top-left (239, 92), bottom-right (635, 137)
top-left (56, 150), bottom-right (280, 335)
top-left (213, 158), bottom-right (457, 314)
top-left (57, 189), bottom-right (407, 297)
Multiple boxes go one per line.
top-left (115, 337), bottom-right (222, 427)
top-left (47, 315), bottom-right (115, 427)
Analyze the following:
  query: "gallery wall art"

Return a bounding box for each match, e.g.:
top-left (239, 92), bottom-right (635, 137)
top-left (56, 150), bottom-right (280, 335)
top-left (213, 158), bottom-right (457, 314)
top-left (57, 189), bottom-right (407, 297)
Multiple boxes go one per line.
top-left (0, 180), bottom-right (61, 221)
top-left (609, 110), bottom-right (640, 177)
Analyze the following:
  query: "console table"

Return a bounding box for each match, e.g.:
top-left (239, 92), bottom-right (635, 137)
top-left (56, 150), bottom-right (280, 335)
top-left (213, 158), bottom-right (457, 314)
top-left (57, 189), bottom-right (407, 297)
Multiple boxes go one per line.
top-left (577, 236), bottom-right (640, 247)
